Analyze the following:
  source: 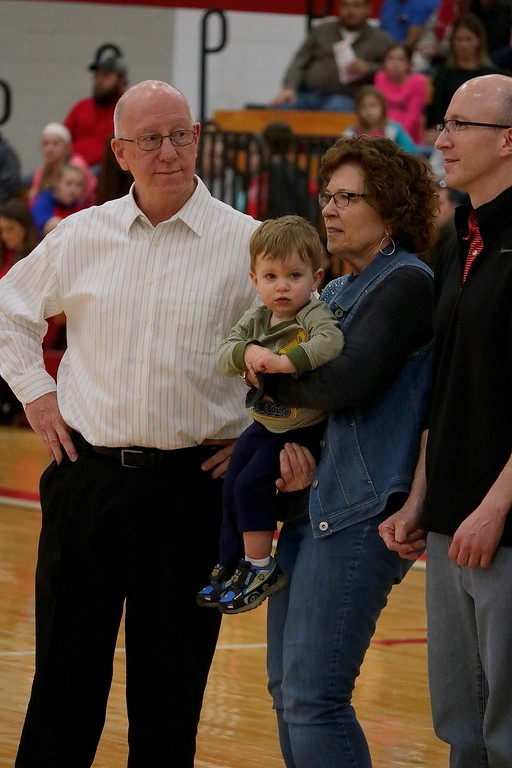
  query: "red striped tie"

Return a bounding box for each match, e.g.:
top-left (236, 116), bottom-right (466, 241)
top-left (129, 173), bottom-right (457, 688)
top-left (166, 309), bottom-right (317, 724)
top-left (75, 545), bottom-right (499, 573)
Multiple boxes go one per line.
top-left (463, 211), bottom-right (483, 282)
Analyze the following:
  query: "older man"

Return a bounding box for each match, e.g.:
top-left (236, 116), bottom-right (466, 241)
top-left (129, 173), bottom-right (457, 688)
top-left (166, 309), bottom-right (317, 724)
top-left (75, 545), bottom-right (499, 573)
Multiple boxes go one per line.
top-left (380, 74), bottom-right (512, 767)
top-left (0, 80), bottom-right (259, 768)
top-left (271, 0), bottom-right (394, 111)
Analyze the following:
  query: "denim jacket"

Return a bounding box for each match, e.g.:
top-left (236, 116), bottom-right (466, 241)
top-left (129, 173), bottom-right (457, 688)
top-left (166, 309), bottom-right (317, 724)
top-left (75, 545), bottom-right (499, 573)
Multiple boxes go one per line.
top-left (309, 247), bottom-right (433, 538)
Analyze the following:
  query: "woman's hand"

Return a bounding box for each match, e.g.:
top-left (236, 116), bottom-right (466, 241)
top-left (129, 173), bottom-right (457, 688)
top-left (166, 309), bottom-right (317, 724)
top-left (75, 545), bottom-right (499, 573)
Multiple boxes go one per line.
top-left (276, 442), bottom-right (317, 493)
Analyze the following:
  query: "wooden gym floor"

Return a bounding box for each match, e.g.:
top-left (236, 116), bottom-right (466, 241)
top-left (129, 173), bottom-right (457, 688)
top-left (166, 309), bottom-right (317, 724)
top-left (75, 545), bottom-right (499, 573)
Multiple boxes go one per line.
top-left (0, 425), bottom-right (448, 767)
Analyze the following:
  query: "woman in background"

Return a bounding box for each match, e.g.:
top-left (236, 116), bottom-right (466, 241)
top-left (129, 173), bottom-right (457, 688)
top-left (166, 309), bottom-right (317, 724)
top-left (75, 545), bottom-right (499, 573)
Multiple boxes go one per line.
top-left (429, 13), bottom-right (498, 128)
top-left (0, 198), bottom-right (41, 422)
top-left (0, 197), bottom-right (39, 278)
top-left (29, 122), bottom-right (96, 208)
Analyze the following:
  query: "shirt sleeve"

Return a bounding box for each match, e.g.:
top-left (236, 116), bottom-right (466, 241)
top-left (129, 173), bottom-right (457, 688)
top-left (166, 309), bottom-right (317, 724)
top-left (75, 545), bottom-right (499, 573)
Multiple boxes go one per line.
top-left (216, 306), bottom-right (261, 376)
top-left (0, 232), bottom-right (64, 403)
top-left (285, 300), bottom-right (345, 375)
top-left (264, 266), bottom-right (433, 412)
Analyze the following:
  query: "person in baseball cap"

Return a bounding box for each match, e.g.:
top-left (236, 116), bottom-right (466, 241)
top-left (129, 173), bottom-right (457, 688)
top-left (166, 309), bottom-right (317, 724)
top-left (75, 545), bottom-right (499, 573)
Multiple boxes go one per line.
top-left (63, 44), bottom-right (128, 169)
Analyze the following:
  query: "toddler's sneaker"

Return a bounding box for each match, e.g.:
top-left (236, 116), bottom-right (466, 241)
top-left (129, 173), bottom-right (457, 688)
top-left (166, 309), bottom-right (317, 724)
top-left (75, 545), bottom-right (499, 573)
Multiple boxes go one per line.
top-left (218, 556), bottom-right (288, 614)
top-left (197, 564), bottom-right (231, 608)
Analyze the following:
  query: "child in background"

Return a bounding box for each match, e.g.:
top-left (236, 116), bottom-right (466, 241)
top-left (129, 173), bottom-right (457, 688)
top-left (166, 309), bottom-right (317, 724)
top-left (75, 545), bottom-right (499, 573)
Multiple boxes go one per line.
top-left (31, 164), bottom-right (86, 236)
top-left (343, 85), bottom-right (418, 153)
top-left (197, 215), bottom-right (344, 614)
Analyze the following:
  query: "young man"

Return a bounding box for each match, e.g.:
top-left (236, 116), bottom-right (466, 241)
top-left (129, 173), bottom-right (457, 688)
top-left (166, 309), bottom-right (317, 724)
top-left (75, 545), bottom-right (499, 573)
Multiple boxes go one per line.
top-left (380, 74), bottom-right (512, 767)
top-left (0, 80), bottom-right (259, 767)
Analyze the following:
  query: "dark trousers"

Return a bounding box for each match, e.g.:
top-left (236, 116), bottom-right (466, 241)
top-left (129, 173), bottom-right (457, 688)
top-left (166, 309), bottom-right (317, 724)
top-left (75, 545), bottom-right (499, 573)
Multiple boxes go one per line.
top-left (219, 420), bottom-right (325, 570)
top-left (16, 440), bottom-right (223, 768)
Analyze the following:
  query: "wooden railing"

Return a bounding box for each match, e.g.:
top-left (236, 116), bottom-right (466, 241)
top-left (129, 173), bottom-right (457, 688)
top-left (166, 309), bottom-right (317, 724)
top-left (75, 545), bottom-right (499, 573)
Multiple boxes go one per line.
top-left (213, 109), bottom-right (355, 137)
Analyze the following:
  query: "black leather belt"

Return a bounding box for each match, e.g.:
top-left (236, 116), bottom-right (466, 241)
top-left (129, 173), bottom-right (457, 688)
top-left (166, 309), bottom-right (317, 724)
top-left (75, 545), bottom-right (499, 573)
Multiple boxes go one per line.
top-left (89, 445), bottom-right (180, 469)
top-left (74, 433), bottom-right (219, 469)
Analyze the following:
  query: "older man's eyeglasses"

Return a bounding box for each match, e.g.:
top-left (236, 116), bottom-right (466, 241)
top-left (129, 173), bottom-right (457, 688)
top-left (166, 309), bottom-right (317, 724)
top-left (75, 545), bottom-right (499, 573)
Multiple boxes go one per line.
top-left (118, 129), bottom-right (197, 151)
top-left (318, 191), bottom-right (367, 209)
top-left (436, 120), bottom-right (512, 135)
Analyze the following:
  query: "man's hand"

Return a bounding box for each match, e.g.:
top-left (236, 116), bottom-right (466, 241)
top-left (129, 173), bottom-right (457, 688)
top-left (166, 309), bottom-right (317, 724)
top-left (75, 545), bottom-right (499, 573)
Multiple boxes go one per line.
top-left (378, 506), bottom-right (426, 561)
top-left (276, 442), bottom-right (317, 493)
top-left (24, 392), bottom-right (77, 464)
top-left (270, 88), bottom-right (297, 106)
top-left (201, 440), bottom-right (236, 479)
top-left (449, 504), bottom-right (505, 568)
top-left (346, 58), bottom-right (369, 78)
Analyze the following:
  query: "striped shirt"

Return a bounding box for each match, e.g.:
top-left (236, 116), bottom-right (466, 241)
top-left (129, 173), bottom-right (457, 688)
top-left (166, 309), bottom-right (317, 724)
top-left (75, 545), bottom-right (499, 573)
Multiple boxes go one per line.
top-left (0, 178), bottom-right (259, 448)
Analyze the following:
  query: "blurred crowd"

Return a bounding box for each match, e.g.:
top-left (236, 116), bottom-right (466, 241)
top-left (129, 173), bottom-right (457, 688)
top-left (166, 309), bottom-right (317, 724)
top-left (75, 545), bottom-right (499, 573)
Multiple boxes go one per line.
top-left (1, 2), bottom-right (508, 421)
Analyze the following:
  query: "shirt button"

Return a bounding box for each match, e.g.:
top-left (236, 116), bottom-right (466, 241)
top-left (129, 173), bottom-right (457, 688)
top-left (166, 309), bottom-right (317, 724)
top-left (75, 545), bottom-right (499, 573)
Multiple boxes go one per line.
top-left (319, 521), bottom-right (329, 532)
top-left (312, 479), bottom-right (319, 488)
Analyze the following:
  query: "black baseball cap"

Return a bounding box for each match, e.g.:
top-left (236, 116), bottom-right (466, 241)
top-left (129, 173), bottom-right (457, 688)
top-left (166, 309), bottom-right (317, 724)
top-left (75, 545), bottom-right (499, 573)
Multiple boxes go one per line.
top-left (89, 45), bottom-right (127, 75)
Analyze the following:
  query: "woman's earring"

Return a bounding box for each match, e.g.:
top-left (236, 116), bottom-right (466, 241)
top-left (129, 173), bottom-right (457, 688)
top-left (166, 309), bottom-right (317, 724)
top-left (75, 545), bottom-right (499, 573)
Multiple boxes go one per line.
top-left (379, 232), bottom-right (396, 256)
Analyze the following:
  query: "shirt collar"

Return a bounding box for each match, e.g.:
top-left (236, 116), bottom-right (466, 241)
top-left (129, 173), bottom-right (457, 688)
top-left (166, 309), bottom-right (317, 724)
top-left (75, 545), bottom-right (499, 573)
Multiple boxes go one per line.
top-left (121, 176), bottom-right (212, 235)
top-left (455, 185), bottom-right (512, 244)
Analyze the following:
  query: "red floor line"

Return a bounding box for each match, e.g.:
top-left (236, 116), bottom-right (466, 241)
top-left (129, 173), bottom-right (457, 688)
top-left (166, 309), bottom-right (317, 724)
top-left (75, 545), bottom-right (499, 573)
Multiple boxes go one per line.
top-left (0, 486), bottom-right (40, 503)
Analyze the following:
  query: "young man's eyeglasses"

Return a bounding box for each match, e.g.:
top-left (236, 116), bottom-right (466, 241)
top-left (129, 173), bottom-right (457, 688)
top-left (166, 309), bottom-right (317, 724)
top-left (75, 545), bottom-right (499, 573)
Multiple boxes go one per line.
top-left (318, 191), bottom-right (367, 209)
top-left (118, 129), bottom-right (197, 151)
top-left (436, 120), bottom-right (512, 135)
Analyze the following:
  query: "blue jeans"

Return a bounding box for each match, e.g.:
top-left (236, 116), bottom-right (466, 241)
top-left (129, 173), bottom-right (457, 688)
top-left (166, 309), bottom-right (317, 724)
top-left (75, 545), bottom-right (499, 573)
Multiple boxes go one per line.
top-left (426, 532), bottom-right (512, 768)
top-left (267, 506), bottom-right (411, 768)
top-left (278, 89), bottom-right (355, 112)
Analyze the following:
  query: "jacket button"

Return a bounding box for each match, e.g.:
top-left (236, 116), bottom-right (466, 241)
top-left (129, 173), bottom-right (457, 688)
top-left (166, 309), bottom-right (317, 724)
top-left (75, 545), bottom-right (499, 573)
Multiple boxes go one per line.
top-left (320, 439), bottom-right (326, 447)
top-left (312, 479), bottom-right (319, 488)
top-left (319, 521), bottom-right (329, 531)
top-left (334, 308), bottom-right (344, 318)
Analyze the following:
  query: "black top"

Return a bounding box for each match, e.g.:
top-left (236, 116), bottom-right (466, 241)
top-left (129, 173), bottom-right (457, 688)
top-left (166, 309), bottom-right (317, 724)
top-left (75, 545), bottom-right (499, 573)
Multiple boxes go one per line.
top-left (421, 186), bottom-right (512, 545)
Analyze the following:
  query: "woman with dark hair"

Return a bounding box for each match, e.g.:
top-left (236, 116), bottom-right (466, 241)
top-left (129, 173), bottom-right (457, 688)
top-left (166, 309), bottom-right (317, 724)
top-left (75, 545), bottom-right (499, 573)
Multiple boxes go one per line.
top-left (429, 13), bottom-right (499, 127)
top-left (0, 198), bottom-right (41, 422)
top-left (0, 197), bottom-right (40, 278)
top-left (263, 135), bottom-right (439, 768)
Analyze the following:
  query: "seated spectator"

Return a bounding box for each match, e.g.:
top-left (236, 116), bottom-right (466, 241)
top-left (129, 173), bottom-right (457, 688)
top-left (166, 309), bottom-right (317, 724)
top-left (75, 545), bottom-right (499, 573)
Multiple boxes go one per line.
top-left (197, 127), bottom-right (245, 209)
top-left (471, 0), bottom-right (512, 70)
top-left (375, 44), bottom-right (429, 143)
top-left (270, 0), bottom-right (394, 112)
top-left (379, 0), bottom-right (439, 54)
top-left (96, 134), bottom-right (133, 204)
top-left (0, 132), bottom-right (20, 203)
top-left (418, 181), bottom-right (458, 269)
top-left (0, 198), bottom-right (40, 423)
top-left (0, 198), bottom-right (39, 277)
top-left (31, 164), bottom-right (86, 236)
top-left (343, 85), bottom-right (419, 152)
top-left (241, 123), bottom-right (314, 222)
top-left (29, 122), bottom-right (96, 207)
top-left (64, 44), bottom-right (128, 172)
top-left (428, 13), bottom-right (498, 129)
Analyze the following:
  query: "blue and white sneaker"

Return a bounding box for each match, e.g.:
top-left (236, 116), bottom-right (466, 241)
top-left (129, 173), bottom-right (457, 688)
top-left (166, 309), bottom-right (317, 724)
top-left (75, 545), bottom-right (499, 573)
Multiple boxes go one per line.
top-left (218, 556), bottom-right (288, 614)
top-left (197, 564), bottom-right (231, 608)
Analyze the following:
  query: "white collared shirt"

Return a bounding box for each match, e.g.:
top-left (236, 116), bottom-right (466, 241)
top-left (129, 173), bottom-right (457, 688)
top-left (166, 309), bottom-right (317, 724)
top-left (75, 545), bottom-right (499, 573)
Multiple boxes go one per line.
top-left (0, 178), bottom-right (259, 448)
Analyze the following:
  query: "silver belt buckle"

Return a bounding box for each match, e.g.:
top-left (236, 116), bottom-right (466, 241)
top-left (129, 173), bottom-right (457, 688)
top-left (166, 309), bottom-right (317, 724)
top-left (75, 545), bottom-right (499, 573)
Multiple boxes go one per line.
top-left (121, 448), bottom-right (145, 468)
